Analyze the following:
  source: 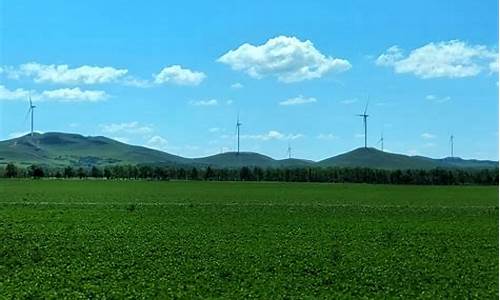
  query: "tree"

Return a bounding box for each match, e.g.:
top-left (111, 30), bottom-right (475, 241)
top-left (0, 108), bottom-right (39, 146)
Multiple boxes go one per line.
top-left (77, 167), bottom-right (86, 179)
top-left (189, 168), bottom-right (199, 180)
top-left (28, 165), bottom-right (44, 179)
top-left (5, 163), bottom-right (18, 178)
top-left (104, 168), bottom-right (112, 179)
top-left (91, 166), bottom-right (102, 178)
top-left (64, 166), bottom-right (74, 178)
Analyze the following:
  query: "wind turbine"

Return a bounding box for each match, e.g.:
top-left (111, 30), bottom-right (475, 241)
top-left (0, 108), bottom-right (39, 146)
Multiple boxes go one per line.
top-left (450, 134), bottom-right (454, 158)
top-left (236, 113), bottom-right (242, 154)
top-left (287, 141), bottom-right (292, 159)
top-left (357, 102), bottom-right (369, 148)
top-left (377, 131), bottom-right (384, 152)
top-left (27, 93), bottom-right (36, 137)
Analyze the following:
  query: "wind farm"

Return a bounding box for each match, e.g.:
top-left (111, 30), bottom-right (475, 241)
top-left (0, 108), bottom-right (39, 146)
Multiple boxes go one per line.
top-left (0, 1), bottom-right (498, 299)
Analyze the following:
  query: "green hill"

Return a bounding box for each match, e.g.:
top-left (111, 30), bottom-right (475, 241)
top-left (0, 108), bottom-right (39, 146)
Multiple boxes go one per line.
top-left (318, 147), bottom-right (498, 170)
top-left (0, 133), bottom-right (497, 170)
top-left (193, 152), bottom-right (276, 168)
top-left (0, 132), bottom-right (190, 167)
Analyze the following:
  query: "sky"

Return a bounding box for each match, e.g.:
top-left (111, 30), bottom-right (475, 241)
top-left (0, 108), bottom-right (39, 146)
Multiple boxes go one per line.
top-left (0, 0), bottom-right (498, 160)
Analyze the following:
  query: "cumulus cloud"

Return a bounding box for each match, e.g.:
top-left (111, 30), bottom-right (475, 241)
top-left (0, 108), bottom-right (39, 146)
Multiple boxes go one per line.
top-left (189, 99), bottom-right (218, 106)
top-left (146, 135), bottom-right (168, 151)
top-left (0, 85), bottom-right (108, 102)
top-left (421, 132), bottom-right (436, 139)
top-left (6, 62), bottom-right (128, 84)
top-left (40, 88), bottom-right (108, 102)
top-left (242, 130), bottom-right (303, 141)
top-left (218, 36), bottom-right (351, 83)
top-left (279, 95), bottom-right (317, 106)
top-left (154, 65), bottom-right (206, 86)
top-left (375, 40), bottom-right (498, 78)
top-left (100, 121), bottom-right (153, 135)
top-left (0, 85), bottom-right (30, 100)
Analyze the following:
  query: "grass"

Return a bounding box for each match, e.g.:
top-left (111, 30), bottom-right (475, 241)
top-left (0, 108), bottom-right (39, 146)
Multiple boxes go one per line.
top-left (0, 180), bottom-right (498, 298)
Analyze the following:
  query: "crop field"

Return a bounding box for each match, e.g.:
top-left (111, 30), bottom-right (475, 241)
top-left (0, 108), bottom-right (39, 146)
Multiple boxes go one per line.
top-left (0, 180), bottom-right (498, 298)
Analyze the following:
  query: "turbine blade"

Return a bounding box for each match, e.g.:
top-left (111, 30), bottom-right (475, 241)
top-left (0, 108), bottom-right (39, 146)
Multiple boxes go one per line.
top-left (24, 108), bottom-right (31, 122)
top-left (364, 100), bottom-right (369, 114)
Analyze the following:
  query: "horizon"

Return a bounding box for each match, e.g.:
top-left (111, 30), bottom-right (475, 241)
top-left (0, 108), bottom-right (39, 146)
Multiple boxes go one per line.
top-left (0, 1), bottom-right (498, 161)
top-left (3, 131), bottom-right (498, 162)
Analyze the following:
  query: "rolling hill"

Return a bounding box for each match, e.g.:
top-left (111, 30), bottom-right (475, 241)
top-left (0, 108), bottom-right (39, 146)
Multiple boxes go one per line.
top-left (0, 132), bottom-right (497, 170)
top-left (0, 132), bottom-right (191, 167)
top-left (193, 152), bottom-right (315, 168)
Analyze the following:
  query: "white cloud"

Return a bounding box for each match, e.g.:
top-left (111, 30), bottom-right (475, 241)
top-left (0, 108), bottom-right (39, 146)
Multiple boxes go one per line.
top-left (242, 130), bottom-right (303, 141)
top-left (0, 85), bottom-right (30, 100)
top-left (489, 56), bottom-right (498, 73)
top-left (209, 127), bottom-right (220, 133)
top-left (154, 65), bottom-right (206, 86)
top-left (376, 40), bottom-right (498, 78)
top-left (279, 95), bottom-right (317, 106)
top-left (218, 35), bottom-right (351, 83)
top-left (421, 132), bottom-right (436, 139)
top-left (189, 99), bottom-right (218, 106)
top-left (231, 82), bottom-right (243, 89)
top-left (340, 98), bottom-right (358, 105)
top-left (226, 100), bottom-right (233, 105)
top-left (40, 88), bottom-right (108, 102)
top-left (7, 62), bottom-right (128, 84)
top-left (0, 85), bottom-right (108, 102)
top-left (317, 133), bottom-right (338, 140)
top-left (146, 135), bottom-right (168, 151)
top-left (375, 46), bottom-right (404, 67)
top-left (425, 94), bottom-right (451, 103)
top-left (100, 121), bottom-right (153, 135)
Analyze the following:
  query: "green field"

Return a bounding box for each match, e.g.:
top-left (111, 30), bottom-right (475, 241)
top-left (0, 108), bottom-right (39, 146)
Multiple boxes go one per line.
top-left (0, 180), bottom-right (498, 298)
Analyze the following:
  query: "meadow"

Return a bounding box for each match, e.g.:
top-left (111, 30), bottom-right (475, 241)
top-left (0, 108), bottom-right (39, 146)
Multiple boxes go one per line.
top-left (0, 180), bottom-right (498, 298)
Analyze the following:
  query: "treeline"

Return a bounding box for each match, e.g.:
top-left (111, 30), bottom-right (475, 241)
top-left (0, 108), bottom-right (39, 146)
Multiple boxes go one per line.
top-left (1, 163), bottom-right (498, 185)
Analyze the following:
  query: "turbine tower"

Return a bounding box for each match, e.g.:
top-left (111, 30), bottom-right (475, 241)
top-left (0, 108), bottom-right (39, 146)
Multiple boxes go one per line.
top-left (357, 102), bottom-right (369, 148)
top-left (236, 113), bottom-right (242, 154)
top-left (287, 142), bottom-right (292, 159)
top-left (377, 132), bottom-right (384, 152)
top-left (450, 134), bottom-right (454, 158)
top-left (28, 94), bottom-right (36, 136)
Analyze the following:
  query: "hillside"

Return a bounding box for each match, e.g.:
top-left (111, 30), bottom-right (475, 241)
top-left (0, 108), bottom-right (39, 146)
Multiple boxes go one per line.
top-left (318, 147), bottom-right (498, 170)
top-left (0, 132), bottom-right (191, 167)
top-left (0, 133), bottom-right (497, 170)
top-left (193, 152), bottom-right (315, 168)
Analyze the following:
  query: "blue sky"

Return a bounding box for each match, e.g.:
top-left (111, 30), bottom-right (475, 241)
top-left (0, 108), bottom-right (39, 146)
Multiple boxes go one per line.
top-left (0, 0), bottom-right (498, 160)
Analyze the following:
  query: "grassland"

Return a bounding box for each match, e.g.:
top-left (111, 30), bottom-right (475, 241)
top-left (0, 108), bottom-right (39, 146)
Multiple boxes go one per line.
top-left (0, 180), bottom-right (498, 298)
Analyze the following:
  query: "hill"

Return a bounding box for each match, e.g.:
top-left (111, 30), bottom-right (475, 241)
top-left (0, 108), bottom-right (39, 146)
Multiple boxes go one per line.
top-left (0, 132), bottom-right (191, 167)
top-left (193, 152), bottom-right (315, 168)
top-left (0, 133), bottom-right (497, 170)
top-left (318, 147), bottom-right (498, 170)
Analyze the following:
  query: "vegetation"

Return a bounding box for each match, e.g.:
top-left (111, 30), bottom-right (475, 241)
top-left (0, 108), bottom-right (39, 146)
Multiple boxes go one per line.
top-left (0, 132), bottom-right (497, 170)
top-left (1, 163), bottom-right (498, 185)
top-left (0, 180), bottom-right (497, 298)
